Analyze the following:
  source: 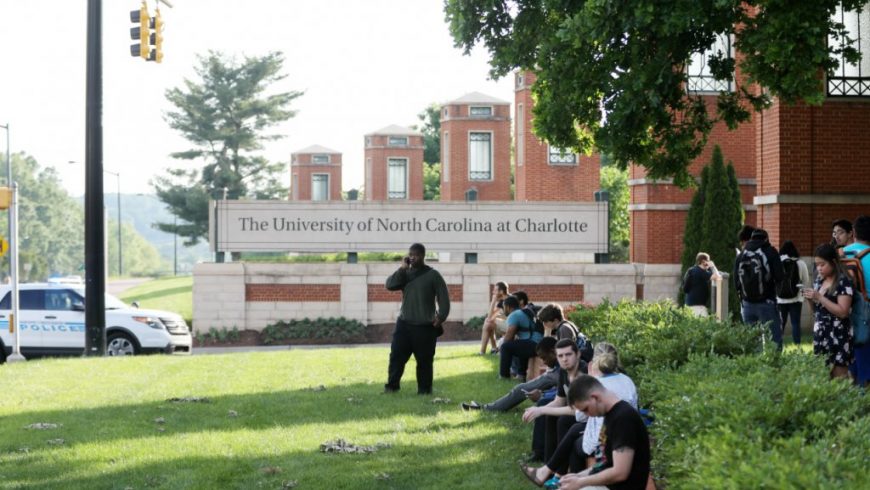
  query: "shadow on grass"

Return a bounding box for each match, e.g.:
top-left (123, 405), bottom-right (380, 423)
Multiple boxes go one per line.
top-left (3, 429), bottom-right (532, 489)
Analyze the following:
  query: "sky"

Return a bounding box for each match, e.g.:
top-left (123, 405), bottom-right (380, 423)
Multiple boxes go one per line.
top-left (0, 0), bottom-right (514, 197)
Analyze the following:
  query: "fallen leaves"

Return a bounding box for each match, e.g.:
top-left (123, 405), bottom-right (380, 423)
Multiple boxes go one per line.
top-left (319, 439), bottom-right (391, 454)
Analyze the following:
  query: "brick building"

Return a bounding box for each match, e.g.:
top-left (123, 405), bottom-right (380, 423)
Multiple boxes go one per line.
top-left (514, 71), bottom-right (601, 202)
top-left (440, 92), bottom-right (512, 201)
top-left (630, 24), bottom-right (870, 264)
top-left (363, 125), bottom-right (424, 201)
top-left (290, 145), bottom-right (342, 201)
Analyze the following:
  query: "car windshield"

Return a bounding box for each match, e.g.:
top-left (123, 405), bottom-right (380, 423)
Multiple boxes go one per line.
top-left (71, 288), bottom-right (129, 310)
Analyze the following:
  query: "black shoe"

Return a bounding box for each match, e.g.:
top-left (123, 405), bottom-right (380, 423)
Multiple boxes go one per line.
top-left (417, 390), bottom-right (432, 395)
top-left (383, 386), bottom-right (399, 393)
top-left (461, 401), bottom-right (482, 411)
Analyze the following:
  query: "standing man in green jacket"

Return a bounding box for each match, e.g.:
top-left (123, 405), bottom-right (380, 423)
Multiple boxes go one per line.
top-left (384, 243), bottom-right (451, 395)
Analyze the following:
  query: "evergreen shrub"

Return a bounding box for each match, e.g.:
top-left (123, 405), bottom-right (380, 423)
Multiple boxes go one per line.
top-left (261, 317), bottom-right (366, 343)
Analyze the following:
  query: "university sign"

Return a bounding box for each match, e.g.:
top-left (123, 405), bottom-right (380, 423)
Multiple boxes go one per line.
top-left (210, 201), bottom-right (609, 253)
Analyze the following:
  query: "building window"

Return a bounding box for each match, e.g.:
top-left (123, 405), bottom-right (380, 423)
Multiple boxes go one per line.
top-left (516, 73), bottom-right (524, 88)
top-left (312, 154), bottom-right (330, 164)
top-left (387, 158), bottom-right (408, 199)
top-left (443, 107), bottom-right (449, 118)
top-left (469, 132), bottom-right (493, 180)
top-left (687, 33), bottom-right (734, 93)
top-left (517, 104), bottom-right (524, 167)
top-left (388, 135), bottom-right (408, 147)
top-left (828, 3), bottom-right (870, 96)
top-left (311, 174), bottom-right (329, 201)
top-left (469, 106), bottom-right (493, 117)
top-left (443, 132), bottom-right (450, 183)
top-left (548, 146), bottom-right (577, 165)
top-left (365, 136), bottom-right (372, 147)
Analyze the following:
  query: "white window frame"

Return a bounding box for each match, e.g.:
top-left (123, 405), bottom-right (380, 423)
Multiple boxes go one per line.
top-left (387, 157), bottom-right (408, 200)
top-left (468, 131), bottom-right (494, 181)
top-left (516, 72), bottom-right (524, 89)
top-left (686, 33), bottom-right (735, 93)
top-left (828, 3), bottom-right (870, 97)
top-left (469, 105), bottom-right (493, 117)
top-left (365, 136), bottom-right (372, 147)
top-left (311, 173), bottom-right (330, 201)
top-left (548, 145), bottom-right (578, 166)
top-left (388, 135), bottom-right (409, 147)
top-left (443, 131), bottom-right (450, 183)
top-left (517, 103), bottom-right (524, 167)
top-left (312, 154), bottom-right (330, 164)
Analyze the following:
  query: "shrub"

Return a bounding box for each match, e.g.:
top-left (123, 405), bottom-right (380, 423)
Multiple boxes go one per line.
top-left (261, 317), bottom-right (366, 343)
top-left (464, 315), bottom-right (485, 331)
top-left (644, 352), bottom-right (870, 485)
top-left (566, 300), bottom-right (766, 375)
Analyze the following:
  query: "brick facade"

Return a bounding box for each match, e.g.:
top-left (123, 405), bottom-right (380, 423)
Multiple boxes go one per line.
top-left (514, 71), bottom-right (601, 202)
top-left (500, 283), bottom-right (585, 303)
top-left (246, 284), bottom-right (341, 302)
top-left (364, 125), bottom-right (424, 201)
top-left (367, 284), bottom-right (464, 303)
top-left (290, 145), bottom-right (342, 201)
top-left (440, 92), bottom-right (512, 201)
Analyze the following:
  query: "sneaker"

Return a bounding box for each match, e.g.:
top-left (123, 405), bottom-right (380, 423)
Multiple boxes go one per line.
top-left (383, 386), bottom-right (399, 394)
top-left (460, 401), bottom-right (482, 411)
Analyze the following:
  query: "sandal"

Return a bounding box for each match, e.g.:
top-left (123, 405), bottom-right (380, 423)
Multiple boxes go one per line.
top-left (520, 463), bottom-right (545, 487)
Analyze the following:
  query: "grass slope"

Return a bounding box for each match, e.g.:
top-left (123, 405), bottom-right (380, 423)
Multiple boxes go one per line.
top-left (0, 345), bottom-right (533, 489)
top-left (119, 276), bottom-right (193, 325)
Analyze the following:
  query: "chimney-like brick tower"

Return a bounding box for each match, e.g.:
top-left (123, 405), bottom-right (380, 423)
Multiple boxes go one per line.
top-left (290, 145), bottom-right (342, 201)
top-left (363, 125), bottom-right (424, 201)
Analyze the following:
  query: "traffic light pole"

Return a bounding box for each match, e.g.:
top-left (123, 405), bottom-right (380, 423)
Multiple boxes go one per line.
top-left (84, 0), bottom-right (106, 356)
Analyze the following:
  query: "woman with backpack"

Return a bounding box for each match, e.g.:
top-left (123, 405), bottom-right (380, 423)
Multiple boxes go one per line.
top-left (803, 243), bottom-right (854, 379)
top-left (777, 241), bottom-right (810, 344)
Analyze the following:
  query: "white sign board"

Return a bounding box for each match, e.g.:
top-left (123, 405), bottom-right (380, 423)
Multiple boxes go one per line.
top-left (210, 201), bottom-right (609, 253)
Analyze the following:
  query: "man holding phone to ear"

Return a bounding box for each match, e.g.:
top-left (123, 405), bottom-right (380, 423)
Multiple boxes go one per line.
top-left (384, 243), bottom-right (451, 395)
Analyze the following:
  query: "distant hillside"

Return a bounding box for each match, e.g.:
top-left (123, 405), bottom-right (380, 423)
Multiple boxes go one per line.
top-left (96, 194), bottom-right (211, 274)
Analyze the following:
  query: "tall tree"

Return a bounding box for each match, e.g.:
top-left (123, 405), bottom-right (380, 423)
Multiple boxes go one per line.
top-left (423, 163), bottom-right (441, 201)
top-left (154, 51), bottom-right (303, 245)
top-left (414, 103), bottom-right (442, 165)
top-left (599, 164), bottom-right (629, 263)
top-left (445, 1), bottom-right (868, 186)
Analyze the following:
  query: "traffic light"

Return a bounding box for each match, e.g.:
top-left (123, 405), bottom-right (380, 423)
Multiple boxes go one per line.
top-left (149, 8), bottom-right (163, 63)
top-left (0, 186), bottom-right (11, 210)
top-left (129, 1), bottom-right (150, 60)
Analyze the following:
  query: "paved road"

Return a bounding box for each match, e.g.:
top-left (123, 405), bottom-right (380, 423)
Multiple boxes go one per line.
top-left (106, 278), bottom-right (152, 296)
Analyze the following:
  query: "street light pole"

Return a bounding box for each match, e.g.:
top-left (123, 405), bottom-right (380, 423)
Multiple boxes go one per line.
top-left (104, 170), bottom-right (122, 276)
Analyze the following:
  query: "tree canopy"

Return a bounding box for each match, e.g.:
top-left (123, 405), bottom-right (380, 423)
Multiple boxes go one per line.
top-left (445, 0), bottom-right (868, 186)
top-left (154, 51), bottom-right (303, 244)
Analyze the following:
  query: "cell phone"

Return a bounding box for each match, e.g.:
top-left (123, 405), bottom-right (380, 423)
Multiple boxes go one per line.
top-left (403, 256), bottom-right (411, 265)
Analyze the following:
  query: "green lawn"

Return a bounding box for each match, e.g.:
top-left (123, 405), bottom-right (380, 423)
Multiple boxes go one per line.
top-left (0, 346), bottom-right (533, 489)
top-left (119, 276), bottom-right (193, 325)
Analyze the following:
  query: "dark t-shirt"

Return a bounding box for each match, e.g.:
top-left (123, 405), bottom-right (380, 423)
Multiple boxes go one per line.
top-left (556, 361), bottom-right (589, 398)
top-left (594, 400), bottom-right (650, 490)
top-left (683, 265), bottom-right (713, 306)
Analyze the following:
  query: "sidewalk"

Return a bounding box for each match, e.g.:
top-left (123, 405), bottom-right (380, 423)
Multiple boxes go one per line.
top-left (192, 340), bottom-right (479, 355)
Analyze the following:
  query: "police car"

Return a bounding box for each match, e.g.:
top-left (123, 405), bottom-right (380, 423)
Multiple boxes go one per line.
top-left (0, 283), bottom-right (192, 362)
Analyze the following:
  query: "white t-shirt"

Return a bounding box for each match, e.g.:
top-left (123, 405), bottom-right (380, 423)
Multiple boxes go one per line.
top-left (579, 373), bottom-right (639, 455)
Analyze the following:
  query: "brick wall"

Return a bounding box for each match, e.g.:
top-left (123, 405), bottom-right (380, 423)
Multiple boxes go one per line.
top-left (367, 284), bottom-right (464, 302)
top-left (501, 283), bottom-right (585, 303)
top-left (364, 134), bottom-right (425, 201)
top-left (514, 70), bottom-right (601, 202)
top-left (246, 284), bottom-right (341, 302)
top-left (440, 103), bottom-right (512, 201)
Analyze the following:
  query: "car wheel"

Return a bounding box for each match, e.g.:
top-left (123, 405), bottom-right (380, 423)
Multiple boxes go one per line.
top-left (107, 333), bottom-right (139, 356)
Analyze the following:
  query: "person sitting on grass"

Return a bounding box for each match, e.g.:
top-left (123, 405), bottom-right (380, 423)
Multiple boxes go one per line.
top-left (499, 295), bottom-right (542, 381)
top-left (522, 343), bottom-right (639, 486)
top-left (521, 339), bottom-right (588, 464)
top-left (557, 375), bottom-right (650, 490)
top-left (461, 337), bottom-right (559, 412)
top-left (538, 303), bottom-right (582, 340)
top-left (479, 281), bottom-right (510, 355)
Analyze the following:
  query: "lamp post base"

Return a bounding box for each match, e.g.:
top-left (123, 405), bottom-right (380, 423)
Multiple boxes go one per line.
top-left (6, 352), bottom-right (26, 363)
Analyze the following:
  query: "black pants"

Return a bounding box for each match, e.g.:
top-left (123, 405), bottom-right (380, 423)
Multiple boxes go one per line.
top-left (385, 318), bottom-right (437, 393)
top-left (543, 414), bottom-right (577, 463)
top-left (547, 421), bottom-right (588, 475)
top-left (499, 338), bottom-right (538, 378)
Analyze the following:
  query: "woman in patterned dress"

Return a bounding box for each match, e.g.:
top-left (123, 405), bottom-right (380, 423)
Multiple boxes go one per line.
top-left (803, 243), bottom-right (854, 379)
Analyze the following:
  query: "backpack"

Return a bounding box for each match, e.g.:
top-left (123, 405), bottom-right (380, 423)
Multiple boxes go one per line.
top-left (736, 248), bottom-right (771, 302)
top-left (557, 320), bottom-right (594, 363)
top-left (776, 258), bottom-right (801, 299)
top-left (521, 306), bottom-right (546, 338)
top-left (842, 247), bottom-right (870, 346)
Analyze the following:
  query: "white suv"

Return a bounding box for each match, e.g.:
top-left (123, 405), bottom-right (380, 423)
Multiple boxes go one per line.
top-left (0, 283), bottom-right (192, 362)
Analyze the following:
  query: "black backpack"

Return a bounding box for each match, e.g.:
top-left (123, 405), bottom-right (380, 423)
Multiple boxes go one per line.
top-left (557, 320), bottom-right (594, 363)
top-left (736, 248), bottom-right (771, 302)
top-left (521, 305), bottom-right (546, 337)
top-left (776, 258), bottom-right (801, 299)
